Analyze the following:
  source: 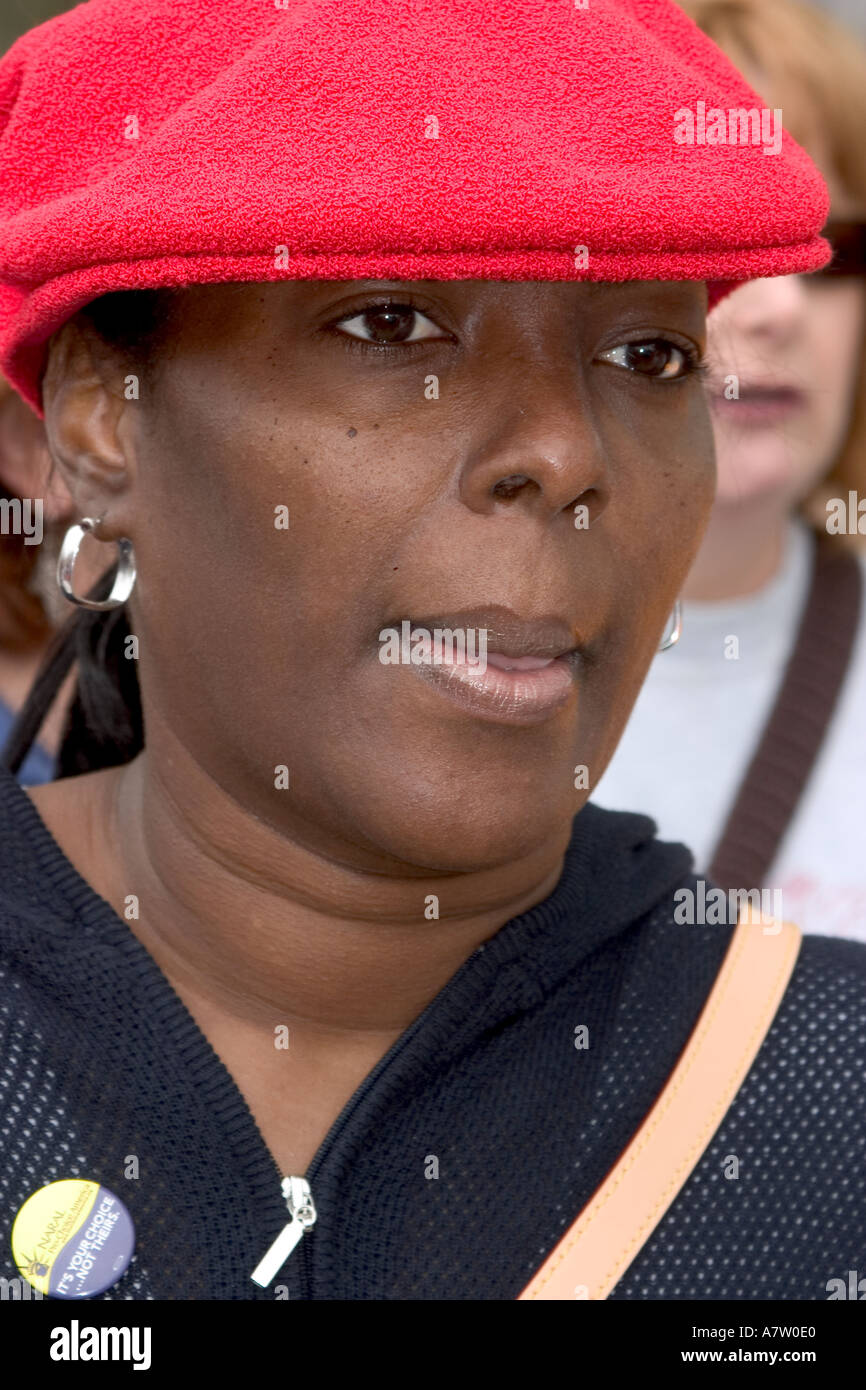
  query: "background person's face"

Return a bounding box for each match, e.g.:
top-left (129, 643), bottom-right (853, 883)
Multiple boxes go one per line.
top-left (704, 269), bottom-right (866, 510)
top-left (101, 279), bottom-right (715, 874)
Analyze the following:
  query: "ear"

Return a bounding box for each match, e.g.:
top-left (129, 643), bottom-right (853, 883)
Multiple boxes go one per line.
top-left (39, 316), bottom-right (138, 541)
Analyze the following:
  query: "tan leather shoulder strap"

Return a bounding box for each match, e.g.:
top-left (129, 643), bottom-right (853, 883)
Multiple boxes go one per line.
top-left (518, 906), bottom-right (802, 1301)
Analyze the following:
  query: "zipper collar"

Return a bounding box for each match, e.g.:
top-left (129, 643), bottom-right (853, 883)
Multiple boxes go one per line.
top-left (245, 803), bottom-right (695, 1290)
top-left (0, 772), bottom-right (694, 1297)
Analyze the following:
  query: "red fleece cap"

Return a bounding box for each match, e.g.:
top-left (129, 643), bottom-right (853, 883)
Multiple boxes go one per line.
top-left (0, 0), bottom-right (830, 416)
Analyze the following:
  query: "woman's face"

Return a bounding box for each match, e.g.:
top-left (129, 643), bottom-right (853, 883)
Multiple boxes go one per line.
top-left (55, 279), bottom-right (716, 874)
top-left (702, 149), bottom-right (866, 512)
top-left (704, 271), bottom-right (866, 508)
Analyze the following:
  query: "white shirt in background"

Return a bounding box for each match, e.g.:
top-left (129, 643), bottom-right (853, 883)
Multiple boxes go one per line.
top-left (593, 519), bottom-right (866, 941)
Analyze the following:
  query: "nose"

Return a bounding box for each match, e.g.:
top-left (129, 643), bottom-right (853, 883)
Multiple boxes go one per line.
top-left (458, 359), bottom-right (609, 526)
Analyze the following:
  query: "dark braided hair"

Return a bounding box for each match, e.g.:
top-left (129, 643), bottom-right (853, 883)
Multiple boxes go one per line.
top-left (1, 288), bottom-right (179, 778)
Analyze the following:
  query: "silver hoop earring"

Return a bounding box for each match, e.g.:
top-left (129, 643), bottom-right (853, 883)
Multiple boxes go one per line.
top-left (57, 516), bottom-right (136, 611)
top-left (658, 600), bottom-right (682, 652)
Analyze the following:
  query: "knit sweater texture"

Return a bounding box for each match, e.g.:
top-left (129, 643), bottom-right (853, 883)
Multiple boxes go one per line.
top-left (0, 767), bottom-right (864, 1300)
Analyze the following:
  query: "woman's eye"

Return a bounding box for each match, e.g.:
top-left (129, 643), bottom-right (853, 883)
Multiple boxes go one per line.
top-left (333, 302), bottom-right (445, 345)
top-left (597, 340), bottom-right (697, 379)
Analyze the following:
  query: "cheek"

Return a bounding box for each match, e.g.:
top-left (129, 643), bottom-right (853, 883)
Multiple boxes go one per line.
top-left (136, 390), bottom-right (410, 624)
top-left (600, 389), bottom-right (717, 567)
top-left (811, 291), bottom-right (866, 407)
top-left (556, 399), bottom-right (715, 753)
top-left (130, 398), bottom-right (444, 773)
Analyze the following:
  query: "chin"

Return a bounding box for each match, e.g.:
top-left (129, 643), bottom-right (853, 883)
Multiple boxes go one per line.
top-left (713, 452), bottom-right (810, 508)
top-left (378, 824), bottom-right (562, 876)
top-left (349, 776), bottom-right (581, 876)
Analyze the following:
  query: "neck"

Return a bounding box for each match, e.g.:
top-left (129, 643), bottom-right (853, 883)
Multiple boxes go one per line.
top-left (79, 725), bottom-right (570, 1040)
top-left (682, 499), bottom-right (791, 601)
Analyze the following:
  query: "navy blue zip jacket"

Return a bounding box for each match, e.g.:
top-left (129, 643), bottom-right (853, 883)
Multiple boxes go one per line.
top-left (1, 767), bottom-right (864, 1300)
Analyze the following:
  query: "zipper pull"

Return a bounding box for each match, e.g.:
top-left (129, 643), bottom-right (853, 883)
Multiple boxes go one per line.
top-left (250, 1176), bottom-right (317, 1289)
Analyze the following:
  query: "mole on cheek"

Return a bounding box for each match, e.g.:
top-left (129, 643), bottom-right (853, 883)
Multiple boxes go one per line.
top-left (347, 427), bottom-right (357, 438)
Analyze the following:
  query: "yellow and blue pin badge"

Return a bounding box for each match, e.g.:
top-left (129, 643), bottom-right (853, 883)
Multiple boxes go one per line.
top-left (11, 1178), bottom-right (135, 1298)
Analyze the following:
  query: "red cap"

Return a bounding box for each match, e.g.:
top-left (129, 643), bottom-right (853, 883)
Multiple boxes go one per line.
top-left (0, 0), bottom-right (830, 415)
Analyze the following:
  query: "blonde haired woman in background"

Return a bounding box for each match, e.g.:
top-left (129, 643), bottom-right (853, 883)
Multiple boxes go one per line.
top-left (595, 0), bottom-right (866, 940)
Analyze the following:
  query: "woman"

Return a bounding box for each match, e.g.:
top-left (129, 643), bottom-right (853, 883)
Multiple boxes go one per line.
top-left (0, 0), bottom-right (862, 1302)
top-left (595, 0), bottom-right (866, 941)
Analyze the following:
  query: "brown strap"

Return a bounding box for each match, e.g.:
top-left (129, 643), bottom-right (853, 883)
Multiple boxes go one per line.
top-left (517, 907), bottom-right (802, 1301)
top-left (708, 532), bottom-right (862, 891)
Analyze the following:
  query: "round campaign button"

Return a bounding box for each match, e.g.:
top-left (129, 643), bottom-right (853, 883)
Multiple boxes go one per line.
top-left (11, 1179), bottom-right (135, 1298)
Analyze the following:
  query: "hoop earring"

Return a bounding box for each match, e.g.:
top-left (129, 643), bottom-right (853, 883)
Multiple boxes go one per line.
top-left (57, 516), bottom-right (137, 611)
top-left (658, 600), bottom-right (682, 652)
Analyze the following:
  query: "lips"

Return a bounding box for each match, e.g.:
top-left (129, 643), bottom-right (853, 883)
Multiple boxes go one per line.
top-left (406, 608), bottom-right (578, 661)
top-left (386, 606), bottom-right (580, 726)
top-left (708, 381), bottom-right (807, 426)
top-left (485, 652), bottom-right (558, 672)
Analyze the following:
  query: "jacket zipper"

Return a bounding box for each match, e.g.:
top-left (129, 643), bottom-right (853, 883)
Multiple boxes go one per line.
top-left (250, 941), bottom-right (490, 1294)
top-left (250, 1176), bottom-right (317, 1288)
